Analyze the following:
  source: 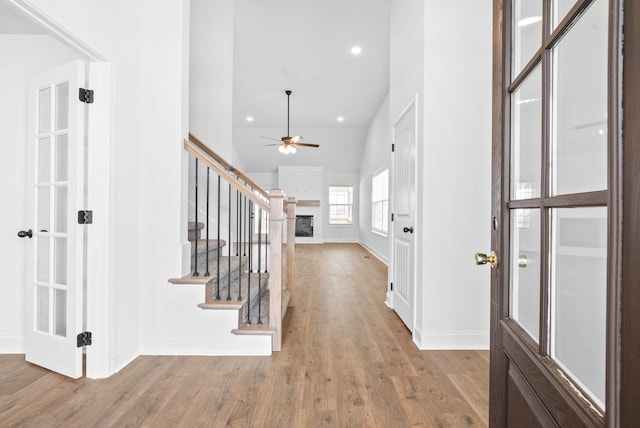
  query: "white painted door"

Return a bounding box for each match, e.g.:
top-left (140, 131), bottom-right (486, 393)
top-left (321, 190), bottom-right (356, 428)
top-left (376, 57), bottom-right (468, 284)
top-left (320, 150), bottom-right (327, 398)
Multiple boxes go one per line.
top-left (25, 60), bottom-right (86, 378)
top-left (392, 98), bottom-right (417, 330)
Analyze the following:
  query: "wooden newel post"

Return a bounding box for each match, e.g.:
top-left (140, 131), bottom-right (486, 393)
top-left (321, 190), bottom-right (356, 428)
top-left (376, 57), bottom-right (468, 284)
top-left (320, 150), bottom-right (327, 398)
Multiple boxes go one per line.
top-left (286, 197), bottom-right (296, 296)
top-left (268, 189), bottom-right (284, 352)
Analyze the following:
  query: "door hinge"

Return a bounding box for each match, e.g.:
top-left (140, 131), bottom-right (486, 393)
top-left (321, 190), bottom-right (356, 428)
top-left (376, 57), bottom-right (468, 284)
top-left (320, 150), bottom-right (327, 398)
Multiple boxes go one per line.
top-left (78, 88), bottom-right (94, 104)
top-left (391, 213), bottom-right (394, 222)
top-left (391, 143), bottom-right (395, 152)
top-left (78, 210), bottom-right (93, 224)
top-left (390, 282), bottom-right (393, 291)
top-left (77, 332), bottom-right (92, 347)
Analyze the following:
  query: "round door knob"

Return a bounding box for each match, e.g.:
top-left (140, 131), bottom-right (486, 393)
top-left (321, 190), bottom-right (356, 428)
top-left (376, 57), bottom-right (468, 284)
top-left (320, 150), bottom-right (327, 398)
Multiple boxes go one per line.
top-left (475, 251), bottom-right (499, 269)
top-left (403, 226), bottom-right (414, 234)
top-left (17, 229), bottom-right (33, 239)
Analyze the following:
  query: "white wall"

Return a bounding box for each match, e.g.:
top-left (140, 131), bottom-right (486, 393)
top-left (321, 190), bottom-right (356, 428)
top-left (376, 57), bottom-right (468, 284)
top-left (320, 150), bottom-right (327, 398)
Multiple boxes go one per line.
top-left (390, 0), bottom-right (492, 349)
top-left (0, 34), bottom-right (79, 352)
top-left (190, 0), bottom-right (234, 159)
top-left (26, 0), bottom-right (191, 371)
top-left (358, 94), bottom-right (391, 263)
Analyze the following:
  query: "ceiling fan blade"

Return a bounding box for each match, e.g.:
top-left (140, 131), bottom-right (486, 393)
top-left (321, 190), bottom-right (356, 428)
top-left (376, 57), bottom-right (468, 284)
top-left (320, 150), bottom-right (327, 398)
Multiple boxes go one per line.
top-left (293, 142), bottom-right (320, 148)
top-left (260, 136), bottom-right (281, 142)
top-left (263, 144), bottom-right (282, 147)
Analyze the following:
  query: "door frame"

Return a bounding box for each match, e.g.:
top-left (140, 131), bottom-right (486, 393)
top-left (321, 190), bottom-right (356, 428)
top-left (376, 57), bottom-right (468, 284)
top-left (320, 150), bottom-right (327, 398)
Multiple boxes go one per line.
top-left (8, 0), bottom-right (113, 379)
top-left (490, 0), bottom-right (640, 425)
top-left (388, 94), bottom-right (419, 334)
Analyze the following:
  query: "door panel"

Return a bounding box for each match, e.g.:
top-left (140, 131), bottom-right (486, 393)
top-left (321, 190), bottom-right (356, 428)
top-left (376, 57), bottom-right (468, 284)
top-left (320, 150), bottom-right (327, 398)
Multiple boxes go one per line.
top-left (392, 98), bottom-right (416, 330)
top-left (490, 0), bottom-right (618, 426)
top-left (26, 60), bottom-right (85, 379)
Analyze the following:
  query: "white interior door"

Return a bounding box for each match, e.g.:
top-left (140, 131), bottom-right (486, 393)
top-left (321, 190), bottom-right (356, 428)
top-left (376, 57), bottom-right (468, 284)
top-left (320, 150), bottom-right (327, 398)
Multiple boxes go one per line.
top-left (392, 98), bottom-right (417, 330)
top-left (25, 60), bottom-right (85, 378)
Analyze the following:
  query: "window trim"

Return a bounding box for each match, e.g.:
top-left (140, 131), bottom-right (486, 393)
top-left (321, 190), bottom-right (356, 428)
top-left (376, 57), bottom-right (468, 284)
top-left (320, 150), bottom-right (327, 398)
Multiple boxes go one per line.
top-left (371, 168), bottom-right (389, 236)
top-left (328, 185), bottom-right (354, 226)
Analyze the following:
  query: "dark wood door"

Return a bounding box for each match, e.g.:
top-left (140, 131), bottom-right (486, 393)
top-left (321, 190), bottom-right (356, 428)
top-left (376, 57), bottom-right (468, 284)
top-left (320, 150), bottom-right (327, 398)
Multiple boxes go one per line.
top-left (489, 0), bottom-right (640, 426)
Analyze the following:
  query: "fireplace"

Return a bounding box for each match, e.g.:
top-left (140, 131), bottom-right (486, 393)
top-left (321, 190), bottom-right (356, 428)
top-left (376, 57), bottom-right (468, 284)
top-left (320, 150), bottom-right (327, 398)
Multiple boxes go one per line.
top-left (295, 215), bottom-right (314, 237)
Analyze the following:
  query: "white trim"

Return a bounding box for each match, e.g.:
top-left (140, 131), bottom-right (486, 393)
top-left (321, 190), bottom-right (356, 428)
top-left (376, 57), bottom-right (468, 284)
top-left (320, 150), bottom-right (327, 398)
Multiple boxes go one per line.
top-left (413, 328), bottom-right (490, 350)
top-left (6, 1), bottom-right (106, 62)
top-left (0, 335), bottom-right (25, 353)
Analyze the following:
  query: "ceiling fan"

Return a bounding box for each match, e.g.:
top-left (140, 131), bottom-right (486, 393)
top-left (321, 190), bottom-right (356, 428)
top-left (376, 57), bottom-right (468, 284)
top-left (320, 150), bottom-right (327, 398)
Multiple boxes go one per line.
top-left (262, 90), bottom-right (320, 154)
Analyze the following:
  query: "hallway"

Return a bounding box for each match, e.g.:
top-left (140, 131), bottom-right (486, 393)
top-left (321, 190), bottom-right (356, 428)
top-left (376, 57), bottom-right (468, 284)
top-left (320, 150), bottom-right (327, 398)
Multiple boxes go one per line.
top-left (0, 243), bottom-right (489, 427)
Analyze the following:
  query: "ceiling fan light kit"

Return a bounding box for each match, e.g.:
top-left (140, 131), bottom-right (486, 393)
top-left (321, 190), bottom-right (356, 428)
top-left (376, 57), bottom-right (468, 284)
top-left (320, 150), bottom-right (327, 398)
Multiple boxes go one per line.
top-left (262, 90), bottom-right (320, 154)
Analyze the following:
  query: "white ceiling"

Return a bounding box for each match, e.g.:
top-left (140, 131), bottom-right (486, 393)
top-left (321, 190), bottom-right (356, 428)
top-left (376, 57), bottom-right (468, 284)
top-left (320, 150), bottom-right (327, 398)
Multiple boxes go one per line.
top-left (232, 0), bottom-right (390, 173)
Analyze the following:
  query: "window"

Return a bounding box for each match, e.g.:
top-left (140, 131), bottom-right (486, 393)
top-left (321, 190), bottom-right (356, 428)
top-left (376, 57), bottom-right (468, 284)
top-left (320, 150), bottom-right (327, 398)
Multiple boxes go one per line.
top-left (372, 169), bottom-right (389, 235)
top-left (329, 186), bottom-right (353, 225)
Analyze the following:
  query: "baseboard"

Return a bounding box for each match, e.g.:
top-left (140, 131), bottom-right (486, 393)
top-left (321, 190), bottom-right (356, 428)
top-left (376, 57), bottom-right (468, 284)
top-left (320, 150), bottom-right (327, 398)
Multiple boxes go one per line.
top-left (139, 335), bottom-right (272, 356)
top-left (413, 328), bottom-right (489, 350)
top-left (0, 334), bottom-right (24, 353)
top-left (358, 242), bottom-right (389, 265)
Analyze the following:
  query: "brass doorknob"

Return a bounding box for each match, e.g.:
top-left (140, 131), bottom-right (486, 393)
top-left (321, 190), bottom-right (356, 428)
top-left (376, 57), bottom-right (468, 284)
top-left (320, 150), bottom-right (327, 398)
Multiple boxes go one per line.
top-left (475, 251), bottom-right (499, 269)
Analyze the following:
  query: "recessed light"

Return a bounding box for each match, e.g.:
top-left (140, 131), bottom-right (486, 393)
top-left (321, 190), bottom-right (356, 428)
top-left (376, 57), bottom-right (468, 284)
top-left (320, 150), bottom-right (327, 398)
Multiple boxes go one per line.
top-left (246, 116), bottom-right (254, 122)
top-left (350, 46), bottom-right (362, 55)
top-left (517, 16), bottom-right (542, 27)
top-left (337, 116), bottom-right (344, 122)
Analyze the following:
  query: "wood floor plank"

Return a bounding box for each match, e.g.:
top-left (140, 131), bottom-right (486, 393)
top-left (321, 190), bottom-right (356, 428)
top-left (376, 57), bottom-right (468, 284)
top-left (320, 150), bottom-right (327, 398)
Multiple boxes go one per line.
top-left (0, 243), bottom-right (489, 427)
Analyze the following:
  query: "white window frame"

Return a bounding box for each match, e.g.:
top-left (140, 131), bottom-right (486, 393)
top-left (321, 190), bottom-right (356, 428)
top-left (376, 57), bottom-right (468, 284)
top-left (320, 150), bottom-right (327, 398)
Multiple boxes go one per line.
top-left (328, 185), bottom-right (354, 225)
top-left (371, 168), bottom-right (389, 236)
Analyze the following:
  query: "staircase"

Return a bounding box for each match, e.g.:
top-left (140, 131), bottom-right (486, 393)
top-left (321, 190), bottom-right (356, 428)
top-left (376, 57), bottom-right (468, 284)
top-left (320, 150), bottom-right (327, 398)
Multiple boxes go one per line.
top-left (170, 222), bottom-right (290, 336)
top-left (167, 133), bottom-right (297, 354)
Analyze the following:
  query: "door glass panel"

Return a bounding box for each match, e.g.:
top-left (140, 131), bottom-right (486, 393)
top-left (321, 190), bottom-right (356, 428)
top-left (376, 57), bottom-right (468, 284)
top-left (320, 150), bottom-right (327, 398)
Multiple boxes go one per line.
top-left (54, 238), bottom-right (67, 285)
top-left (55, 134), bottom-right (68, 181)
top-left (38, 137), bottom-right (50, 183)
top-left (550, 206), bottom-right (607, 410)
top-left (37, 236), bottom-right (50, 282)
top-left (512, 0), bottom-right (542, 77)
top-left (54, 289), bottom-right (67, 337)
top-left (54, 186), bottom-right (68, 233)
top-left (36, 285), bottom-right (50, 333)
top-left (55, 82), bottom-right (69, 131)
top-left (510, 209), bottom-right (541, 342)
top-left (38, 186), bottom-right (50, 231)
top-left (552, 0), bottom-right (579, 28)
top-left (550, 0), bottom-right (608, 195)
top-left (511, 65), bottom-right (542, 200)
top-left (38, 87), bottom-right (51, 134)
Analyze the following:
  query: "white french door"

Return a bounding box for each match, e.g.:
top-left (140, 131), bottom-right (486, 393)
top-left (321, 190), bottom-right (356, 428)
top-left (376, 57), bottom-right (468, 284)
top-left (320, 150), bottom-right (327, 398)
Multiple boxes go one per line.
top-left (391, 97), bottom-right (417, 331)
top-left (25, 60), bottom-right (86, 378)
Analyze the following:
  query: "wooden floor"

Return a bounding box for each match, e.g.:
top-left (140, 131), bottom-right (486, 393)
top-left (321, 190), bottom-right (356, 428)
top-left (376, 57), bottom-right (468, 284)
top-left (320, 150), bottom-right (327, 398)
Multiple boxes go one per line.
top-left (0, 243), bottom-right (489, 427)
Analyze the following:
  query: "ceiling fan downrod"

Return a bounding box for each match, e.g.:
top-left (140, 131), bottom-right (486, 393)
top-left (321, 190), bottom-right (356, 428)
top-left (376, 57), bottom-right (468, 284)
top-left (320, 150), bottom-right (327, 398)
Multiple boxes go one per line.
top-left (285, 89), bottom-right (292, 138)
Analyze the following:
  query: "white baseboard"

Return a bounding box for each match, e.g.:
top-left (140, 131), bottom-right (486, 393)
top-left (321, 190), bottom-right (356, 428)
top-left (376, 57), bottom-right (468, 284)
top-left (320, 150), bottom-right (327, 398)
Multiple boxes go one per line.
top-left (358, 242), bottom-right (389, 265)
top-left (139, 335), bottom-right (272, 356)
top-left (414, 328), bottom-right (489, 350)
top-left (0, 334), bottom-right (24, 353)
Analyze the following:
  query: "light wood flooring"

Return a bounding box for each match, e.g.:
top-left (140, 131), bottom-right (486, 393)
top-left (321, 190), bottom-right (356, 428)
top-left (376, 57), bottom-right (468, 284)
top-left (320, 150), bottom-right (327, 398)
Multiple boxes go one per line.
top-left (0, 243), bottom-right (489, 427)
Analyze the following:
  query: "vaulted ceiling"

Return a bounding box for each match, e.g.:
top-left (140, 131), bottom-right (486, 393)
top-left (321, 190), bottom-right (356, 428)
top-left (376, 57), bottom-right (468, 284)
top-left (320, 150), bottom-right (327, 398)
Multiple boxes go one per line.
top-left (231, 0), bottom-right (390, 173)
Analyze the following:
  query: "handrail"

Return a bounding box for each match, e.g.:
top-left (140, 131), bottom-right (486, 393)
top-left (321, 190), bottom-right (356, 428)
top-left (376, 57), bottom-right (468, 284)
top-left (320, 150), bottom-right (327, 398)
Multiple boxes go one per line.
top-left (188, 133), bottom-right (269, 202)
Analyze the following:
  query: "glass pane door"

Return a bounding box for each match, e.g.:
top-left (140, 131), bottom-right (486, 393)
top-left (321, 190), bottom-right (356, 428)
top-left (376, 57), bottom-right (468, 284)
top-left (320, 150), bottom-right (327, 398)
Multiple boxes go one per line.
top-left (506, 0), bottom-right (609, 413)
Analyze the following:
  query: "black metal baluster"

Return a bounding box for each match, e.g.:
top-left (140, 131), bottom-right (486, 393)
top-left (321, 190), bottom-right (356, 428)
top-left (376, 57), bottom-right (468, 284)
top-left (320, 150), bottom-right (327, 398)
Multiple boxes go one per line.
top-left (247, 200), bottom-right (253, 324)
top-left (237, 191), bottom-right (242, 301)
top-left (236, 189), bottom-right (240, 257)
top-left (193, 159), bottom-right (199, 277)
top-left (265, 211), bottom-right (269, 273)
top-left (227, 182), bottom-right (232, 301)
top-left (205, 167), bottom-right (210, 277)
top-left (215, 175), bottom-right (221, 300)
top-left (257, 206), bottom-right (262, 325)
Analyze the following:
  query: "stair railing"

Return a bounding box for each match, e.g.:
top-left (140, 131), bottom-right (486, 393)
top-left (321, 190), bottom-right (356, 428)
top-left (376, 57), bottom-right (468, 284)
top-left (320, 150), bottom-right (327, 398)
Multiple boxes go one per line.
top-left (185, 133), bottom-right (293, 351)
